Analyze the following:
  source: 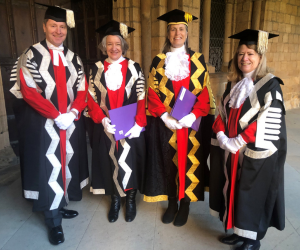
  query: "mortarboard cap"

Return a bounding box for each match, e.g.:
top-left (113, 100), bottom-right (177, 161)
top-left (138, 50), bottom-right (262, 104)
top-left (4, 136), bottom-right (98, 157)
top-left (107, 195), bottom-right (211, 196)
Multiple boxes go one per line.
top-left (35, 3), bottom-right (75, 28)
top-left (95, 20), bottom-right (135, 39)
top-left (229, 29), bottom-right (279, 54)
top-left (157, 9), bottom-right (198, 26)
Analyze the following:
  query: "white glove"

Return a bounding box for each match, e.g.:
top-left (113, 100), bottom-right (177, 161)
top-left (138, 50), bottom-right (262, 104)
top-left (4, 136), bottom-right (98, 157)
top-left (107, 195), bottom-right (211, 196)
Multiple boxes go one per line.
top-left (225, 134), bottom-right (246, 154)
top-left (55, 112), bottom-right (76, 130)
top-left (102, 117), bottom-right (116, 134)
top-left (216, 131), bottom-right (229, 150)
top-left (216, 131), bottom-right (246, 154)
top-left (161, 112), bottom-right (182, 130)
top-left (125, 122), bottom-right (143, 139)
top-left (178, 113), bottom-right (196, 128)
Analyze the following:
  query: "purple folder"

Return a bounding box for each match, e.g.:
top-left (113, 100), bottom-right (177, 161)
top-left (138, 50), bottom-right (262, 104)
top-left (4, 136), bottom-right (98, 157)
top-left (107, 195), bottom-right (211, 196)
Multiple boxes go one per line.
top-left (108, 103), bottom-right (145, 141)
top-left (170, 86), bottom-right (202, 131)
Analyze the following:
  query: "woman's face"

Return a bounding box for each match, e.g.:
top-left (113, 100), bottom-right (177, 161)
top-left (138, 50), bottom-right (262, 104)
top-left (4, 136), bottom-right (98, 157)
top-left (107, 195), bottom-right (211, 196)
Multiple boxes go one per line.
top-left (106, 35), bottom-right (122, 61)
top-left (168, 24), bottom-right (188, 48)
top-left (237, 45), bottom-right (261, 74)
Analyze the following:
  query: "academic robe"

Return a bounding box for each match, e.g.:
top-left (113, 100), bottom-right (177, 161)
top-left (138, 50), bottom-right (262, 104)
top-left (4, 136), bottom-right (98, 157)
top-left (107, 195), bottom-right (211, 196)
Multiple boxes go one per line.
top-left (209, 73), bottom-right (287, 240)
top-left (9, 39), bottom-right (89, 212)
top-left (144, 49), bottom-right (216, 202)
top-left (86, 58), bottom-right (147, 197)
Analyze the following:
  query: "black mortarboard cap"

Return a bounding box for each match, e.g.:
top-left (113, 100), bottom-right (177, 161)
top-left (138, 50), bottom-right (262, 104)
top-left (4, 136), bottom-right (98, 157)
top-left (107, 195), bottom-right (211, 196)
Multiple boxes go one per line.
top-left (35, 3), bottom-right (75, 28)
top-left (157, 9), bottom-right (198, 25)
top-left (95, 20), bottom-right (135, 39)
top-left (229, 29), bottom-right (279, 54)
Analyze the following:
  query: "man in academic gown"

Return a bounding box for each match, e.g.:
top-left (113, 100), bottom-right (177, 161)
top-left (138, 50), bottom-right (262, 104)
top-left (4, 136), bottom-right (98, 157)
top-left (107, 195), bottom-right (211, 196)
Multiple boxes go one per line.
top-left (9, 4), bottom-right (89, 245)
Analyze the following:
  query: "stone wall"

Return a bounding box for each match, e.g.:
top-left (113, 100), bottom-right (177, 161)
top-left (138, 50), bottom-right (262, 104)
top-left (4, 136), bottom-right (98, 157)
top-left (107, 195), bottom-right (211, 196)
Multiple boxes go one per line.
top-left (0, 67), bottom-right (10, 150)
top-left (262, 0), bottom-right (300, 109)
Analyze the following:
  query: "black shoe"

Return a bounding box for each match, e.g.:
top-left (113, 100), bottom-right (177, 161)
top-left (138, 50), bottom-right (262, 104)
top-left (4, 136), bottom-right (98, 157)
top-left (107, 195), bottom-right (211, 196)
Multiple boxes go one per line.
top-left (162, 197), bottom-right (178, 224)
top-left (125, 189), bottom-right (137, 222)
top-left (108, 195), bottom-right (121, 223)
top-left (235, 241), bottom-right (261, 250)
top-left (59, 208), bottom-right (79, 219)
top-left (220, 234), bottom-right (244, 245)
top-left (173, 200), bottom-right (190, 227)
top-left (49, 225), bottom-right (65, 245)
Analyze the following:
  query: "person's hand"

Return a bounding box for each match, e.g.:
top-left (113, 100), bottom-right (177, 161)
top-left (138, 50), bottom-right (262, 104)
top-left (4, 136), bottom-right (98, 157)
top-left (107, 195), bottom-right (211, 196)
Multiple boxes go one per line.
top-left (161, 112), bottom-right (182, 130)
top-left (178, 113), bottom-right (196, 128)
top-left (225, 135), bottom-right (246, 154)
top-left (54, 112), bottom-right (76, 130)
top-left (216, 131), bottom-right (246, 154)
top-left (125, 123), bottom-right (143, 139)
top-left (216, 131), bottom-right (229, 150)
top-left (102, 117), bottom-right (116, 134)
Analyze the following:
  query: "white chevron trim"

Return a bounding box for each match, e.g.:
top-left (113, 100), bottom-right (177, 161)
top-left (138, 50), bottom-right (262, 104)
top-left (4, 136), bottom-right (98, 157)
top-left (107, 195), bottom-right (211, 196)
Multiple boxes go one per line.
top-left (45, 119), bottom-right (64, 210)
top-left (118, 139), bottom-right (132, 190)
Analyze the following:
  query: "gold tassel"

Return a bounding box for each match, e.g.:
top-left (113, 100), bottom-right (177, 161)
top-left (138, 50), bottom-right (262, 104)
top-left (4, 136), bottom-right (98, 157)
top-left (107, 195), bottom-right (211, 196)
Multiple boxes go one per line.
top-left (119, 23), bottom-right (128, 38)
top-left (184, 12), bottom-right (193, 23)
top-left (257, 30), bottom-right (268, 54)
top-left (57, 6), bottom-right (75, 28)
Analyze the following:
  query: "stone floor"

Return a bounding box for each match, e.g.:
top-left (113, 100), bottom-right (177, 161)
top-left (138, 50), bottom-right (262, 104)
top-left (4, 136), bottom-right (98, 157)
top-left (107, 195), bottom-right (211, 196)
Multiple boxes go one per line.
top-left (0, 108), bottom-right (300, 250)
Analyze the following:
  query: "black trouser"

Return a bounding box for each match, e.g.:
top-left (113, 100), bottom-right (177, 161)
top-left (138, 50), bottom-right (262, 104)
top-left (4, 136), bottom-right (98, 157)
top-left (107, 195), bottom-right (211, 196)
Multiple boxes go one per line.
top-left (43, 209), bottom-right (62, 229)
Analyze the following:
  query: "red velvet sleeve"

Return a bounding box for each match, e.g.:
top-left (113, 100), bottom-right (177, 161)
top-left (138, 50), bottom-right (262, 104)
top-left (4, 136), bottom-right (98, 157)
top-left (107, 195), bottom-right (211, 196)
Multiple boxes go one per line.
top-left (19, 68), bottom-right (60, 119)
top-left (147, 87), bottom-right (167, 117)
top-left (191, 87), bottom-right (211, 118)
top-left (240, 121), bottom-right (257, 144)
top-left (212, 115), bottom-right (226, 134)
top-left (70, 76), bottom-right (88, 120)
top-left (87, 92), bottom-right (106, 124)
top-left (135, 99), bottom-right (147, 127)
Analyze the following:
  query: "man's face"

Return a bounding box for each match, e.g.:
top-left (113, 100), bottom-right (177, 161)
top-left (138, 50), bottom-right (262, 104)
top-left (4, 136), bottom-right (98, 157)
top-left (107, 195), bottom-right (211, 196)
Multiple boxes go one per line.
top-left (43, 19), bottom-right (67, 47)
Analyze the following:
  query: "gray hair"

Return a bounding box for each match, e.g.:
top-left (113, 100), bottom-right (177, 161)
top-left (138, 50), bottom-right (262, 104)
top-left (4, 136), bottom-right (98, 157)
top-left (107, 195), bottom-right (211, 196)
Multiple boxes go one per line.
top-left (99, 35), bottom-right (129, 56)
top-left (162, 25), bottom-right (189, 54)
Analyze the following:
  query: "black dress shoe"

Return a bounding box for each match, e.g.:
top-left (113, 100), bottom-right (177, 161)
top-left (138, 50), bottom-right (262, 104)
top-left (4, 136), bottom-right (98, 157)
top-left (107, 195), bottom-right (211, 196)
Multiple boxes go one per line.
top-left (235, 241), bottom-right (261, 250)
top-left (49, 225), bottom-right (65, 245)
top-left (220, 234), bottom-right (244, 245)
top-left (173, 200), bottom-right (190, 227)
top-left (60, 208), bottom-right (79, 219)
top-left (108, 195), bottom-right (121, 223)
top-left (125, 189), bottom-right (137, 222)
top-left (162, 197), bottom-right (178, 224)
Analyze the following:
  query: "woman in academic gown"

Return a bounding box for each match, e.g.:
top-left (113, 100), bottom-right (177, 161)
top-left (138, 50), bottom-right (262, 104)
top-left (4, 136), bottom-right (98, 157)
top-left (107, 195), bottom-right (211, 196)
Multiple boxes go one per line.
top-left (86, 20), bottom-right (147, 223)
top-left (209, 29), bottom-right (287, 250)
top-left (144, 9), bottom-right (215, 227)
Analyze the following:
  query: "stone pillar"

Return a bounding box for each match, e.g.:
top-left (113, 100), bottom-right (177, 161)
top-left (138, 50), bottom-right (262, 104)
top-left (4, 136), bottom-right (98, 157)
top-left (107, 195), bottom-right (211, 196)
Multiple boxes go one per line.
top-left (141, 0), bottom-right (151, 81)
top-left (202, 0), bottom-right (215, 73)
top-left (168, 0), bottom-right (178, 11)
top-left (251, 0), bottom-right (262, 30)
top-left (0, 67), bottom-right (10, 150)
top-left (221, 1), bottom-right (234, 72)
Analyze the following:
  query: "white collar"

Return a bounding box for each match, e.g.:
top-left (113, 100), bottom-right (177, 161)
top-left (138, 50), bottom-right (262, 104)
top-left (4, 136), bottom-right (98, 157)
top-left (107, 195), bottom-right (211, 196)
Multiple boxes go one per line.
top-left (46, 39), bottom-right (64, 50)
top-left (243, 70), bottom-right (255, 80)
top-left (170, 45), bottom-right (186, 53)
top-left (105, 56), bottom-right (125, 64)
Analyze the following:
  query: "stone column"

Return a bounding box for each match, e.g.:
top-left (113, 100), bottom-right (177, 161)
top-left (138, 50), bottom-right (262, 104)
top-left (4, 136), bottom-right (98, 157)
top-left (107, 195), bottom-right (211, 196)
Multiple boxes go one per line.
top-left (141, 0), bottom-right (151, 81)
top-left (0, 67), bottom-right (10, 150)
top-left (168, 0), bottom-right (178, 11)
top-left (221, 0), bottom-right (234, 72)
top-left (202, 0), bottom-right (215, 73)
top-left (251, 0), bottom-right (262, 30)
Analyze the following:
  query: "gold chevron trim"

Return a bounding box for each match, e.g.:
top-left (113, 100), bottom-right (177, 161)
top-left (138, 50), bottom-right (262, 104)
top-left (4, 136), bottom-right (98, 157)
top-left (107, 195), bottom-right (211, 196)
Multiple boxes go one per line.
top-left (190, 52), bottom-right (205, 96)
top-left (185, 130), bottom-right (200, 202)
top-left (157, 67), bottom-right (173, 113)
top-left (204, 71), bottom-right (216, 115)
top-left (143, 195), bottom-right (168, 202)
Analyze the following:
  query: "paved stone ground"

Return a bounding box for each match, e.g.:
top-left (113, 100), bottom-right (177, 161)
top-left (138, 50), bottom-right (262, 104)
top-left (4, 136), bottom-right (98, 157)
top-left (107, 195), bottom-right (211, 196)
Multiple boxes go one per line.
top-left (0, 108), bottom-right (300, 250)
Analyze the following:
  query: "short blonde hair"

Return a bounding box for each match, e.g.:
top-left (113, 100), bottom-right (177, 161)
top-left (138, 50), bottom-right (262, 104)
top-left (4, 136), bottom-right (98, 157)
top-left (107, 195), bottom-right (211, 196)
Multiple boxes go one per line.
top-left (228, 44), bottom-right (270, 83)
